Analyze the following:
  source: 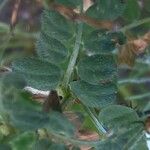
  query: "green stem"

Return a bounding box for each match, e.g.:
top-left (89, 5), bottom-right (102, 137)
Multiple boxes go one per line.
top-left (126, 92), bottom-right (150, 101)
top-left (83, 105), bottom-right (107, 137)
top-left (49, 131), bottom-right (104, 147)
top-left (118, 17), bottom-right (150, 33)
top-left (0, 22), bottom-right (38, 39)
top-left (62, 23), bottom-right (83, 88)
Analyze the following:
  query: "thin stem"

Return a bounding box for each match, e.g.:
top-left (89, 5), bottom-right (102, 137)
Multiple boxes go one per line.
top-left (62, 23), bottom-right (83, 88)
top-left (83, 105), bottom-right (107, 137)
top-left (48, 131), bottom-right (104, 147)
top-left (118, 17), bottom-right (150, 33)
top-left (126, 93), bottom-right (150, 101)
top-left (118, 78), bottom-right (150, 85)
top-left (0, 22), bottom-right (38, 39)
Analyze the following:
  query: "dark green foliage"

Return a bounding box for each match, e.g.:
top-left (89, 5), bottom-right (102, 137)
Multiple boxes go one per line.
top-left (85, 31), bottom-right (126, 55)
top-left (37, 33), bottom-right (68, 64)
top-left (0, 73), bottom-right (75, 136)
top-left (33, 139), bottom-right (68, 150)
top-left (71, 81), bottom-right (116, 108)
top-left (12, 58), bottom-right (61, 90)
top-left (78, 54), bottom-right (117, 84)
top-left (123, 0), bottom-right (140, 22)
top-left (1, 73), bottom-right (26, 89)
top-left (86, 0), bottom-right (126, 20)
top-left (144, 0), bottom-right (150, 13)
top-left (56, 0), bottom-right (82, 7)
top-left (1, 90), bottom-right (49, 130)
top-left (10, 132), bottom-right (36, 150)
top-left (40, 10), bottom-right (74, 43)
top-left (46, 111), bottom-right (75, 137)
top-left (99, 105), bottom-right (139, 129)
top-left (0, 144), bottom-right (11, 150)
top-left (0, 0), bottom-right (149, 149)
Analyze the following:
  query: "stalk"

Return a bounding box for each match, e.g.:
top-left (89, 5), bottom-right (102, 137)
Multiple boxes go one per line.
top-left (83, 105), bottom-right (108, 137)
top-left (119, 17), bottom-right (150, 33)
top-left (62, 23), bottom-right (83, 88)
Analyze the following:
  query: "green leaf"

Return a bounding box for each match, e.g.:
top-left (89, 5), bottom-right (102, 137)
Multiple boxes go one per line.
top-left (71, 81), bottom-right (117, 108)
top-left (130, 137), bottom-right (148, 150)
top-left (1, 91), bottom-right (49, 131)
top-left (36, 9), bottom-right (74, 65)
top-left (84, 31), bottom-right (126, 55)
top-left (123, 0), bottom-right (140, 22)
top-left (1, 82), bottom-right (75, 136)
top-left (78, 54), bottom-right (117, 84)
top-left (0, 144), bottom-right (11, 150)
top-left (36, 33), bottom-right (68, 65)
top-left (114, 125), bottom-right (148, 150)
top-left (33, 139), bottom-right (68, 150)
top-left (11, 132), bottom-right (35, 150)
top-left (40, 10), bottom-right (74, 43)
top-left (98, 105), bottom-right (139, 129)
top-left (1, 73), bottom-right (26, 89)
top-left (144, 0), bottom-right (150, 13)
top-left (95, 124), bottom-right (148, 150)
top-left (0, 75), bottom-right (49, 130)
top-left (86, 0), bottom-right (126, 20)
top-left (12, 57), bottom-right (61, 90)
top-left (47, 111), bottom-right (75, 137)
top-left (95, 139), bottom-right (121, 150)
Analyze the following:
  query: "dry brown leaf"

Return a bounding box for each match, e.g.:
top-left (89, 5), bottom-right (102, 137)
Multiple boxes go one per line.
top-left (10, 0), bottom-right (21, 31)
top-left (118, 32), bottom-right (150, 66)
top-left (49, 2), bottom-right (114, 30)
